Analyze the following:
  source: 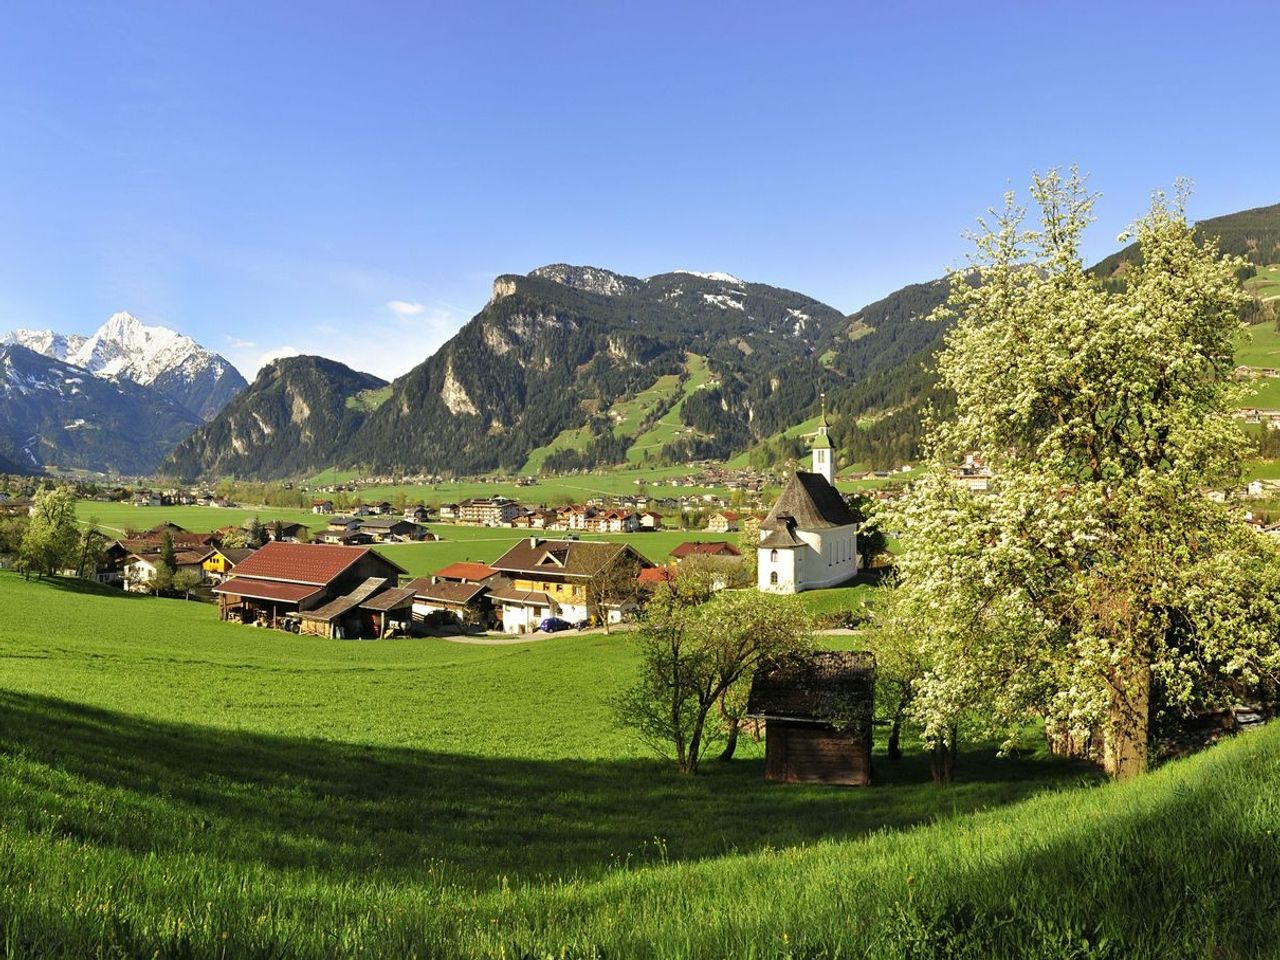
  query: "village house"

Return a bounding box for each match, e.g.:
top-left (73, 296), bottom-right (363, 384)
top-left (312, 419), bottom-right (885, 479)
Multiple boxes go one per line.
top-left (212, 541), bottom-right (408, 637)
top-left (438, 503), bottom-right (460, 521)
top-left (487, 537), bottom-right (653, 633)
top-left (311, 499), bottom-right (335, 515)
top-left (403, 504), bottom-right (430, 522)
top-left (201, 546), bottom-right (257, 583)
top-left (259, 520), bottom-right (310, 542)
top-left (404, 577), bottom-right (497, 625)
top-left (707, 511), bottom-right (741, 533)
top-left (757, 407), bottom-right (859, 594)
top-left (458, 496), bottom-right (521, 526)
top-left (669, 541), bottom-right (742, 562)
top-left (586, 509), bottom-right (640, 533)
top-left (639, 511), bottom-right (664, 531)
top-left (746, 650), bottom-right (876, 786)
top-left (123, 548), bottom-right (211, 592)
top-left (356, 516), bottom-right (432, 543)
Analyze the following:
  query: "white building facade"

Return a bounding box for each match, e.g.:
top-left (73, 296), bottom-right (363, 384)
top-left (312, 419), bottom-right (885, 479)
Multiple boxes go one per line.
top-left (757, 410), bottom-right (859, 594)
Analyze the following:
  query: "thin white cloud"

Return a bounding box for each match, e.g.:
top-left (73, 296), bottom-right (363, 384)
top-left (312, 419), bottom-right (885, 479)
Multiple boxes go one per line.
top-left (252, 346), bottom-right (300, 376)
top-left (386, 299), bottom-right (426, 317)
top-left (226, 335), bottom-right (256, 350)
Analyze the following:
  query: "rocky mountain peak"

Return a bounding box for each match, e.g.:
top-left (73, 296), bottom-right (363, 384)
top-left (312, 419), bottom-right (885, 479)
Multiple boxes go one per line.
top-left (527, 264), bottom-right (643, 297)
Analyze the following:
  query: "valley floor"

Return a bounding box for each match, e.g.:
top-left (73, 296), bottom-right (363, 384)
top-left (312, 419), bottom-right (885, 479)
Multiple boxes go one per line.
top-left (0, 573), bottom-right (1276, 957)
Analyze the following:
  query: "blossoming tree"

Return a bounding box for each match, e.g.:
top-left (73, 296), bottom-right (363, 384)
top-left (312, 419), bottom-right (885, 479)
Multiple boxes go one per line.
top-left (879, 169), bottom-right (1280, 779)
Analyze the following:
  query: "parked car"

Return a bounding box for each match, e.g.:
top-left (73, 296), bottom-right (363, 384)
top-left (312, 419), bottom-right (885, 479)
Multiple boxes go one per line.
top-left (538, 617), bottom-right (572, 633)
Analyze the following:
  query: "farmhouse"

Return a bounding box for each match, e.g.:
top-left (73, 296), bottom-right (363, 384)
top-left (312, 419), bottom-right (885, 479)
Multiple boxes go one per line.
top-left (405, 577), bottom-right (495, 625)
top-left (757, 408), bottom-right (858, 594)
top-left (122, 549), bottom-right (211, 592)
top-left (212, 541), bottom-right (408, 636)
top-left (258, 520), bottom-right (310, 542)
top-left (311, 499), bottom-right (334, 514)
top-left (488, 537), bottom-right (652, 633)
top-left (747, 650), bottom-right (876, 786)
top-left (201, 546), bottom-right (256, 582)
top-left (707, 511), bottom-right (740, 533)
top-left (669, 541), bottom-right (742, 562)
top-left (356, 516), bottom-right (432, 542)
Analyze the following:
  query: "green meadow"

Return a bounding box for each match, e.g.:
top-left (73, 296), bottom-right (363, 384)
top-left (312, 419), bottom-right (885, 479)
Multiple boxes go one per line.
top-left (0, 572), bottom-right (1276, 957)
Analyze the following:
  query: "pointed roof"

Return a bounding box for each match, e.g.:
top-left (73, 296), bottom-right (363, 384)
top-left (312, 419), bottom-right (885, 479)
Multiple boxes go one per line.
top-left (811, 393), bottom-right (833, 449)
top-left (760, 471), bottom-right (855, 532)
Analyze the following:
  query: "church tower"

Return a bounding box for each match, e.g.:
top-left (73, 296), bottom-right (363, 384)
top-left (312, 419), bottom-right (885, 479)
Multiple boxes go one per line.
top-left (810, 393), bottom-right (834, 485)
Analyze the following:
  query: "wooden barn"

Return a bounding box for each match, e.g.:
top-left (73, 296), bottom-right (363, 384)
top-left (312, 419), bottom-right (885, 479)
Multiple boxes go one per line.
top-left (746, 650), bottom-right (876, 786)
top-left (212, 541), bottom-right (407, 634)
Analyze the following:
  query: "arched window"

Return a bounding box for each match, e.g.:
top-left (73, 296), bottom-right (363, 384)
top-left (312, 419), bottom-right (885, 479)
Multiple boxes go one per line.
top-left (770, 571), bottom-right (778, 585)
top-left (770, 549), bottom-right (778, 562)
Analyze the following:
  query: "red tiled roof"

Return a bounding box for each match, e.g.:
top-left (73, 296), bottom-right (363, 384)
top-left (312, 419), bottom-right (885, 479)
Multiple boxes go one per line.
top-left (226, 541), bottom-right (374, 586)
top-left (434, 562), bottom-right (497, 582)
top-left (638, 566), bottom-right (677, 584)
top-left (212, 577), bottom-right (325, 604)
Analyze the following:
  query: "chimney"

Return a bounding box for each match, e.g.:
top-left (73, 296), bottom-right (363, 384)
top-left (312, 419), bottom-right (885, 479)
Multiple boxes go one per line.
top-left (529, 536), bottom-right (542, 548)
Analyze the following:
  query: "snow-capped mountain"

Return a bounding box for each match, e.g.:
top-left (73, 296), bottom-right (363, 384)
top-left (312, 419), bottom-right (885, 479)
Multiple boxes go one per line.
top-left (0, 343), bottom-right (201, 474)
top-left (2, 312), bottom-right (247, 420)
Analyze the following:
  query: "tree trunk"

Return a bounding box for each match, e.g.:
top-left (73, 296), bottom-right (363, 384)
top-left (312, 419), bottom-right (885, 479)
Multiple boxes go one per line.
top-left (930, 725), bottom-right (957, 784)
top-left (887, 714), bottom-right (902, 762)
top-left (718, 718), bottom-right (739, 761)
top-left (1103, 664), bottom-right (1150, 780)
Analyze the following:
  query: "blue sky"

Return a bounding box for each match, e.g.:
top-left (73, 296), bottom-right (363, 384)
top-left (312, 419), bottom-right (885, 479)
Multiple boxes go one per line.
top-left (0, 1), bottom-right (1275, 380)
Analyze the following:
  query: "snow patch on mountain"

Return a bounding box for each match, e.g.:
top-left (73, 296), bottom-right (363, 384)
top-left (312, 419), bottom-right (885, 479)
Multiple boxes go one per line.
top-left (673, 270), bottom-right (744, 285)
top-left (1, 312), bottom-right (247, 419)
top-left (703, 293), bottom-right (745, 311)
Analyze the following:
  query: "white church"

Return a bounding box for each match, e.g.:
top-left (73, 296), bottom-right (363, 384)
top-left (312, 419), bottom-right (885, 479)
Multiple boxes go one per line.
top-left (757, 404), bottom-right (859, 594)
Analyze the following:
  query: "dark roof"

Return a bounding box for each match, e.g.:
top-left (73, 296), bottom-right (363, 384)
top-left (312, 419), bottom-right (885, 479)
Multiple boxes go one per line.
top-left (487, 587), bottom-right (555, 607)
top-left (358, 516), bottom-right (420, 530)
top-left (746, 651), bottom-right (876, 724)
top-left (360, 586), bottom-right (417, 612)
top-left (405, 578), bottom-right (488, 605)
top-left (229, 541), bottom-right (405, 586)
top-left (760, 471), bottom-right (856, 532)
top-left (669, 541), bottom-right (742, 559)
top-left (759, 521), bottom-right (806, 549)
top-left (301, 577), bottom-right (389, 621)
top-left (212, 577), bottom-right (324, 605)
top-left (490, 538), bottom-right (650, 579)
top-left (216, 547), bottom-right (257, 565)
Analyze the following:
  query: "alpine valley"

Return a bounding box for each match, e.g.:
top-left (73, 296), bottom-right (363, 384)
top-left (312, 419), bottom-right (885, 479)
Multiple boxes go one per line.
top-left (163, 266), bottom-right (951, 481)
top-left (9, 202), bottom-right (1280, 481)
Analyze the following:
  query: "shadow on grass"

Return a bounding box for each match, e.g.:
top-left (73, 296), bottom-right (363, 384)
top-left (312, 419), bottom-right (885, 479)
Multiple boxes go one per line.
top-left (15, 575), bottom-right (150, 600)
top-left (0, 690), bottom-right (1101, 884)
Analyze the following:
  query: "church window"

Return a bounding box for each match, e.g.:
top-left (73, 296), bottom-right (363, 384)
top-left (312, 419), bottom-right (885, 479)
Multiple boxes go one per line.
top-left (770, 549), bottom-right (778, 562)
top-left (770, 571), bottom-right (778, 585)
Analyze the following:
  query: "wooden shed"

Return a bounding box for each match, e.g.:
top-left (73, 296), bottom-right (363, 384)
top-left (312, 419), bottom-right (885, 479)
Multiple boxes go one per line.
top-left (746, 650), bottom-right (876, 786)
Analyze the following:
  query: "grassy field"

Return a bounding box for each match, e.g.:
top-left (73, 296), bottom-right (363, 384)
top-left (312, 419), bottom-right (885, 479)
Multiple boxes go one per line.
top-left (1233, 320), bottom-right (1280, 369)
top-left (626, 354), bottom-right (714, 462)
top-left (1245, 264), bottom-right (1280, 301)
top-left (0, 572), bottom-right (1275, 957)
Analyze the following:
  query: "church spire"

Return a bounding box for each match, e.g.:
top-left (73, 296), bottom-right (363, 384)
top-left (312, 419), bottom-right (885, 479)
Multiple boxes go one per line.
top-left (810, 392), bottom-right (834, 485)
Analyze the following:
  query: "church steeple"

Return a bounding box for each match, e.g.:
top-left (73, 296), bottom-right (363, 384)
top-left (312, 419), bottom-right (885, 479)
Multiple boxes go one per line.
top-left (810, 393), bottom-right (834, 485)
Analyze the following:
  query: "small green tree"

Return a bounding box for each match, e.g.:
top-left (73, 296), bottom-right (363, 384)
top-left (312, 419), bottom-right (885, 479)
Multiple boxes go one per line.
top-left (18, 487), bottom-right (79, 578)
top-left (172, 568), bottom-right (202, 600)
top-left (159, 532), bottom-right (177, 574)
top-left (616, 588), bottom-right (813, 773)
top-left (150, 563), bottom-right (175, 596)
top-left (75, 519), bottom-right (109, 579)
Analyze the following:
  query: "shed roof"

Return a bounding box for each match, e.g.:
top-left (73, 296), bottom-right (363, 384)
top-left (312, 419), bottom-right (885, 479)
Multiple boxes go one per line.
top-left (406, 578), bottom-right (488, 605)
top-left (487, 587), bottom-right (555, 607)
top-left (760, 471), bottom-right (856, 532)
top-left (360, 586), bottom-right (417, 612)
top-left (301, 577), bottom-right (389, 621)
top-left (747, 651), bottom-right (876, 725)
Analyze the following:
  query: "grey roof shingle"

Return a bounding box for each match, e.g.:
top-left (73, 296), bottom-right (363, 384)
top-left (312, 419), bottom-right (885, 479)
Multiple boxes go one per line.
top-left (747, 651), bottom-right (876, 724)
top-left (760, 471), bottom-right (856, 532)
